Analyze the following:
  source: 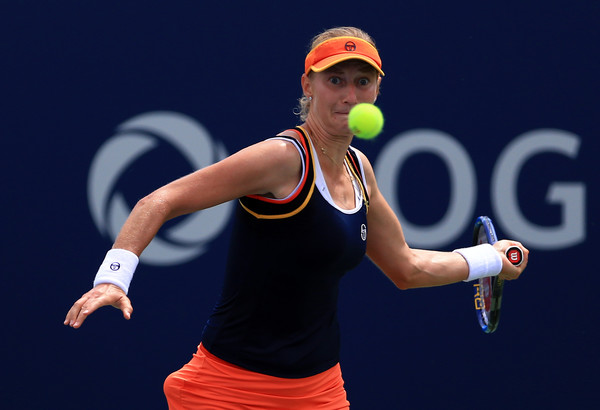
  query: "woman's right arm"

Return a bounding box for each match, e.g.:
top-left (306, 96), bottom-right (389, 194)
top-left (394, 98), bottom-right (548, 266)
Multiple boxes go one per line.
top-left (112, 138), bottom-right (302, 254)
top-left (64, 137), bottom-right (303, 328)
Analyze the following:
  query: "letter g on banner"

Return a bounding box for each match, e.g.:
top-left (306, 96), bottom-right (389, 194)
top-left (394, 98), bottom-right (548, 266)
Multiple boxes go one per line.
top-left (88, 111), bottom-right (233, 266)
top-left (492, 129), bottom-right (585, 249)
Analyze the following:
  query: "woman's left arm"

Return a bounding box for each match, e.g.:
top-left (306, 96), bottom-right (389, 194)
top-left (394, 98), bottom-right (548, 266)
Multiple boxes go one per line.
top-left (359, 152), bottom-right (528, 289)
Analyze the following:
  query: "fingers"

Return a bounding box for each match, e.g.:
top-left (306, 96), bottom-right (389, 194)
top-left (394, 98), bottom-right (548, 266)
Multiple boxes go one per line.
top-left (64, 284), bottom-right (132, 328)
top-left (63, 293), bottom-right (92, 328)
top-left (64, 297), bottom-right (82, 328)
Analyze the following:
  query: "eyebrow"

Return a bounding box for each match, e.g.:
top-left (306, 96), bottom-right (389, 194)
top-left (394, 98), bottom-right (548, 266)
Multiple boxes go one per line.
top-left (325, 63), bottom-right (377, 74)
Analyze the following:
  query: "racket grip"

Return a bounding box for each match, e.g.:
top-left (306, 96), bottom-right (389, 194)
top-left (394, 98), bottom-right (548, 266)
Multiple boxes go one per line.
top-left (505, 246), bottom-right (524, 266)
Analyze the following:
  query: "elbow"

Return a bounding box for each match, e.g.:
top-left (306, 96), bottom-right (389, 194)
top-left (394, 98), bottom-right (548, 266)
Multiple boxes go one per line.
top-left (386, 271), bottom-right (415, 291)
top-left (135, 190), bottom-right (173, 220)
top-left (392, 278), bottom-right (415, 291)
top-left (385, 263), bottom-right (425, 290)
top-left (371, 257), bottom-right (419, 290)
top-left (393, 281), bottom-right (410, 291)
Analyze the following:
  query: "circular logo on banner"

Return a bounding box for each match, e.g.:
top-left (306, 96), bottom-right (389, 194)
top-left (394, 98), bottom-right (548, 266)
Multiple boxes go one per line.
top-left (88, 111), bottom-right (233, 266)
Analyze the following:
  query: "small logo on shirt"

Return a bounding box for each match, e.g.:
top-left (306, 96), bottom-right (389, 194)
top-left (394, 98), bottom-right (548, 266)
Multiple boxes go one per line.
top-left (361, 224), bottom-right (367, 241)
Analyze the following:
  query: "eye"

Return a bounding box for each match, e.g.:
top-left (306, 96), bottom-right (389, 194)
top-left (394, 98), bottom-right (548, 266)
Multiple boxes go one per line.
top-left (329, 76), bottom-right (342, 85)
top-left (358, 77), bottom-right (370, 86)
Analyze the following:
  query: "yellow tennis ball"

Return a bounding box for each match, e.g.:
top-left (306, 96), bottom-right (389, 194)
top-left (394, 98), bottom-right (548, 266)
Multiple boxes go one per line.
top-left (348, 103), bottom-right (384, 140)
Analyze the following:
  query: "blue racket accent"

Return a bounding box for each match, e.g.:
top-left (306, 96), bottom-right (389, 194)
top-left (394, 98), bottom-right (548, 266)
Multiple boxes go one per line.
top-left (472, 216), bottom-right (504, 333)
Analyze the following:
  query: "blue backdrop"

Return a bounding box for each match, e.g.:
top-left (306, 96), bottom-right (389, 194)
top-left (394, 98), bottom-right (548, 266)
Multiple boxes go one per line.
top-left (3, 1), bottom-right (598, 409)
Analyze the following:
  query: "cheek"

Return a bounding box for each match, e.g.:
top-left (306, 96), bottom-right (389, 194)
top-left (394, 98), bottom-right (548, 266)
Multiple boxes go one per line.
top-left (313, 93), bottom-right (336, 111)
top-left (365, 92), bottom-right (379, 104)
top-left (362, 84), bottom-right (380, 101)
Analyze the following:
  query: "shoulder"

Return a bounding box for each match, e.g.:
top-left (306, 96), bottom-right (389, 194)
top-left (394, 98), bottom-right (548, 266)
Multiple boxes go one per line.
top-left (277, 128), bottom-right (303, 140)
top-left (228, 130), bottom-right (304, 198)
top-left (256, 129), bottom-right (306, 157)
top-left (242, 131), bottom-right (303, 165)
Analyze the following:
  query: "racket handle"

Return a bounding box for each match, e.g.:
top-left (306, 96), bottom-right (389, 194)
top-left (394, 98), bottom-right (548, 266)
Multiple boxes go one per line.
top-left (505, 246), bottom-right (524, 266)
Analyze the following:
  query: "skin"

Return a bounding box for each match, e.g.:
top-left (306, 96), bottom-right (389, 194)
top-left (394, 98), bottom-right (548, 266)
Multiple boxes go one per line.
top-left (65, 60), bottom-right (528, 329)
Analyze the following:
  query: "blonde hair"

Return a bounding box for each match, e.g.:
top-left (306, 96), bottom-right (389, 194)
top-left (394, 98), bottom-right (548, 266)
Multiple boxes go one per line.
top-left (295, 27), bottom-right (379, 122)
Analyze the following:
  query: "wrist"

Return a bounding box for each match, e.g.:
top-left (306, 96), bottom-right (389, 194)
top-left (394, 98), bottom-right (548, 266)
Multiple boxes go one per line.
top-left (93, 249), bottom-right (139, 294)
top-left (453, 243), bottom-right (502, 282)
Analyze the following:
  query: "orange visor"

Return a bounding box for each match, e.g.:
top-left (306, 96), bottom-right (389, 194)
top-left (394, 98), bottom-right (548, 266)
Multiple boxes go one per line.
top-left (304, 36), bottom-right (384, 76)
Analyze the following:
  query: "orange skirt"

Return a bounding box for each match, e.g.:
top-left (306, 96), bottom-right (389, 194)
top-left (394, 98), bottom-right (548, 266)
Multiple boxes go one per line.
top-left (164, 344), bottom-right (350, 409)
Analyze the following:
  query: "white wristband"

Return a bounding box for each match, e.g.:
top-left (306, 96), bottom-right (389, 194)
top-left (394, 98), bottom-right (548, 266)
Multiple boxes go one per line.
top-left (93, 249), bottom-right (139, 294)
top-left (453, 243), bottom-right (502, 282)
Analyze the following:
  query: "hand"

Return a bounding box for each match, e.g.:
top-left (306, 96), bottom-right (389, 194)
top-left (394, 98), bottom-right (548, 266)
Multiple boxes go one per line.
top-left (64, 283), bottom-right (133, 328)
top-left (494, 240), bottom-right (529, 280)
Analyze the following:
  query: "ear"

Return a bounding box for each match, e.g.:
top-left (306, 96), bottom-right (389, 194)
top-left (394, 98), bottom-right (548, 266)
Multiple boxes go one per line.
top-left (301, 73), bottom-right (313, 99)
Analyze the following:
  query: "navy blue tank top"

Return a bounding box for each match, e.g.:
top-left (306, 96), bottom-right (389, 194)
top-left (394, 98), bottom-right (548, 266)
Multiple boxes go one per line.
top-left (201, 126), bottom-right (370, 378)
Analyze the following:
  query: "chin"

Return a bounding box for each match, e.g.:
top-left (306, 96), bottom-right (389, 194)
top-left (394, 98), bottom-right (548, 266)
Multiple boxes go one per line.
top-left (338, 129), bottom-right (354, 139)
top-left (335, 119), bottom-right (352, 137)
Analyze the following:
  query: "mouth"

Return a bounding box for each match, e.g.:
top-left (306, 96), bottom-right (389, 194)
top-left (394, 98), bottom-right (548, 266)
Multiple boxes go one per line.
top-left (337, 113), bottom-right (349, 125)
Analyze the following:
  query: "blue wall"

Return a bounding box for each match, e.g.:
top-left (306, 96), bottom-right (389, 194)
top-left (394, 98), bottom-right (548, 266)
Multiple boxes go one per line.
top-left (3, 1), bottom-right (598, 408)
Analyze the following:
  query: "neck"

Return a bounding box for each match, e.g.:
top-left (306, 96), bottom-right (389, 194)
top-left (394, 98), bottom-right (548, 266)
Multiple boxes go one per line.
top-left (301, 123), bottom-right (356, 188)
top-left (302, 121), bottom-right (352, 167)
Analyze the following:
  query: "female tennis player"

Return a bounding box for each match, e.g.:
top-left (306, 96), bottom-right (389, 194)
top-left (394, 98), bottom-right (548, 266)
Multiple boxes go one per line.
top-left (65, 26), bottom-right (528, 409)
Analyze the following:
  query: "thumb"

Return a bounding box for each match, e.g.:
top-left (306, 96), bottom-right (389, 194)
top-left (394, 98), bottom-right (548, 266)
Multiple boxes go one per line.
top-left (122, 304), bottom-right (133, 320)
top-left (112, 294), bottom-right (134, 320)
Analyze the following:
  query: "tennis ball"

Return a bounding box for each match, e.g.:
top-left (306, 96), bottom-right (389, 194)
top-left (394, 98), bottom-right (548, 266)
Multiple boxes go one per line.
top-left (348, 103), bottom-right (384, 140)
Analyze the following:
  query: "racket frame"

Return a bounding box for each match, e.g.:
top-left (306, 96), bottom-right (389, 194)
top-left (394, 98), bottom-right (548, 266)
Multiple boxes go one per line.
top-left (472, 216), bottom-right (504, 333)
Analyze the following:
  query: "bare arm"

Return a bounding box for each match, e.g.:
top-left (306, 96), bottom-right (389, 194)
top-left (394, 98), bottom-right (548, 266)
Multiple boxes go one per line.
top-left (359, 151), bottom-right (528, 290)
top-left (113, 137), bottom-right (303, 254)
top-left (65, 137), bottom-right (303, 328)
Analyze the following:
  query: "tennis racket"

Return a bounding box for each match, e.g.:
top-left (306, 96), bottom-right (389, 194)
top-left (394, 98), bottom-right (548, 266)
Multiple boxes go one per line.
top-left (471, 216), bottom-right (523, 333)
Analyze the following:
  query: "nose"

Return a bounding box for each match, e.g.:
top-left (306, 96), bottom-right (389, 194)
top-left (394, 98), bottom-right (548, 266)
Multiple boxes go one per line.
top-left (343, 85), bottom-right (358, 104)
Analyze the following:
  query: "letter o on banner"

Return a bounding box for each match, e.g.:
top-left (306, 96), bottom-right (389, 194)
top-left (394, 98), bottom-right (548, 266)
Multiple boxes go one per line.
top-left (375, 129), bottom-right (476, 248)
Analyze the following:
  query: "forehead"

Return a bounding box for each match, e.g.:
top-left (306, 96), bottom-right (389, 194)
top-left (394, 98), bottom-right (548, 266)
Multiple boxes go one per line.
top-left (324, 60), bottom-right (378, 75)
